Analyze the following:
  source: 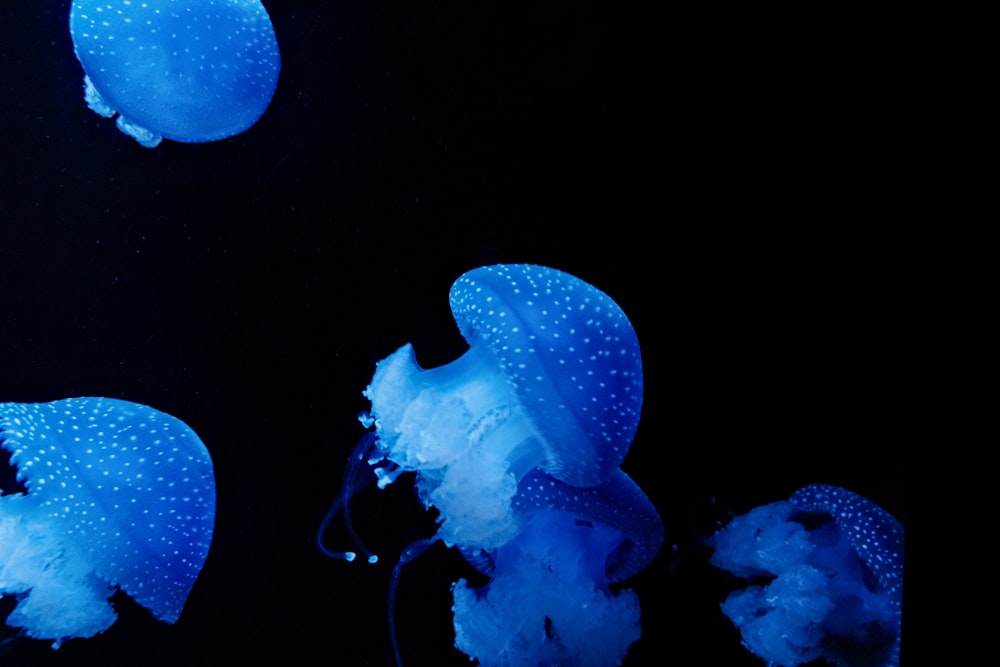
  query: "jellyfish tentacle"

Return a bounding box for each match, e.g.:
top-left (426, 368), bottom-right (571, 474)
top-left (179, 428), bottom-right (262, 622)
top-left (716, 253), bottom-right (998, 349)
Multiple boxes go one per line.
top-left (387, 537), bottom-right (439, 667)
top-left (315, 497), bottom-right (357, 562)
top-left (316, 432), bottom-right (384, 563)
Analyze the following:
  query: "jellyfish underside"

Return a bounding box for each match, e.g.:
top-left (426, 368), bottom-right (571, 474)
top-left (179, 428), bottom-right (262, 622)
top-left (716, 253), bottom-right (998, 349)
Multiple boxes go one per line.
top-left (452, 509), bottom-right (642, 667)
top-left (315, 339), bottom-right (543, 559)
top-left (364, 341), bottom-right (545, 551)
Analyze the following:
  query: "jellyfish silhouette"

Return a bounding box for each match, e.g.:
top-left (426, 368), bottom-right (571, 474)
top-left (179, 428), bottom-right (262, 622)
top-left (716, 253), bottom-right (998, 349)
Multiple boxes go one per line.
top-left (709, 484), bottom-right (904, 667)
top-left (68, 0), bottom-right (281, 147)
top-left (0, 397), bottom-right (216, 648)
top-left (319, 264), bottom-right (663, 666)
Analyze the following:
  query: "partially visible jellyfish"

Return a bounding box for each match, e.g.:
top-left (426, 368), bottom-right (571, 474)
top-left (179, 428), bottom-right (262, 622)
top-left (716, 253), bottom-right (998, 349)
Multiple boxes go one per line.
top-left (68, 0), bottom-right (281, 147)
top-left (709, 484), bottom-right (904, 667)
top-left (0, 397), bottom-right (216, 648)
top-left (319, 264), bottom-right (663, 666)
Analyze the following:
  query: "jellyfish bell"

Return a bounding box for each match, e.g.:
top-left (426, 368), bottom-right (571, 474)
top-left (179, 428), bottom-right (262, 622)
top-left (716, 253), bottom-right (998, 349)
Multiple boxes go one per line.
top-left (0, 397), bottom-right (216, 647)
top-left (789, 484), bottom-right (904, 606)
top-left (455, 468), bottom-right (663, 585)
top-left (447, 265), bottom-right (643, 486)
top-left (68, 0), bottom-right (281, 147)
top-left (511, 468), bottom-right (663, 583)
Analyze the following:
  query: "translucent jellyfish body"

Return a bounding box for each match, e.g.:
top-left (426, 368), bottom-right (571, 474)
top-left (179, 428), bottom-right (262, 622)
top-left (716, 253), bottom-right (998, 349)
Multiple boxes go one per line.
top-left (68, 0), bottom-right (281, 147)
top-left (0, 397), bottom-right (215, 647)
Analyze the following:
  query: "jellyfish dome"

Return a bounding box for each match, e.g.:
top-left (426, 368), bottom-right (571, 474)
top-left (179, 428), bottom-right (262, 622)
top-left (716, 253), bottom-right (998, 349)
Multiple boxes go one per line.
top-left (0, 397), bottom-right (216, 647)
top-left (709, 484), bottom-right (904, 667)
top-left (68, 0), bottom-right (281, 147)
top-left (323, 264), bottom-right (662, 666)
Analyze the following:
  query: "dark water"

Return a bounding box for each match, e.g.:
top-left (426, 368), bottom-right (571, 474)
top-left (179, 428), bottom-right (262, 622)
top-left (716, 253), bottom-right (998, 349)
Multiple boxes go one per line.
top-left (0, 2), bottom-right (927, 665)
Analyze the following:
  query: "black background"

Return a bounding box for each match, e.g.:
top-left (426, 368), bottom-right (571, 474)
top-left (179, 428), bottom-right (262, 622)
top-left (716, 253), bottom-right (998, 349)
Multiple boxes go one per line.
top-left (0, 2), bottom-right (928, 665)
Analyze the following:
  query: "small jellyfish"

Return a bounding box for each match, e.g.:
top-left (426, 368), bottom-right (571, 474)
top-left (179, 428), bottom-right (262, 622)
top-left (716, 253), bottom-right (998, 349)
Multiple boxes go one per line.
top-left (709, 484), bottom-right (904, 667)
top-left (68, 0), bottom-right (281, 147)
top-left (0, 397), bottom-right (216, 647)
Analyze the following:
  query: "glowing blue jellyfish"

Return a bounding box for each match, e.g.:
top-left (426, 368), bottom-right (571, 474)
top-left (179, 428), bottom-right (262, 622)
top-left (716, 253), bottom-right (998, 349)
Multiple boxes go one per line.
top-left (319, 264), bottom-right (663, 666)
top-left (0, 397), bottom-right (216, 647)
top-left (709, 484), bottom-right (904, 667)
top-left (68, 0), bottom-right (281, 147)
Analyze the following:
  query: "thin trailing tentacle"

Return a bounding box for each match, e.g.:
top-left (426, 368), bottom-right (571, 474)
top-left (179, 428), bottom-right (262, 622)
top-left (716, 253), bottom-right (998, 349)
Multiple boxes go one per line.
top-left (316, 432), bottom-right (385, 563)
top-left (387, 537), bottom-right (438, 667)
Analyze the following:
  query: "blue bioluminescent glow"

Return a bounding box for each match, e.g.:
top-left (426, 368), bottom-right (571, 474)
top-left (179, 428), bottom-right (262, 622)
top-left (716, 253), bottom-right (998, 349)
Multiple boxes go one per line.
top-left (319, 264), bottom-right (662, 666)
top-left (69, 0), bottom-right (281, 147)
top-left (710, 484), bottom-right (904, 667)
top-left (0, 397), bottom-right (216, 648)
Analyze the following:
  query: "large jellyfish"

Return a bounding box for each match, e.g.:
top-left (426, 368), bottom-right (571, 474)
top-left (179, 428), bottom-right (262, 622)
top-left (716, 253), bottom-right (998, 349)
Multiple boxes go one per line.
top-left (709, 484), bottom-right (904, 667)
top-left (68, 0), bottom-right (281, 147)
top-left (0, 397), bottom-right (216, 647)
top-left (319, 264), bottom-right (663, 666)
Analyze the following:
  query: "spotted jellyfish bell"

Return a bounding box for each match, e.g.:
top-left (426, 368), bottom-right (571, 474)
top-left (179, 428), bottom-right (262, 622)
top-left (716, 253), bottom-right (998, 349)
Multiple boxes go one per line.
top-left (362, 263), bottom-right (645, 552)
top-left (68, 0), bottom-right (281, 147)
top-left (0, 397), bottom-right (216, 647)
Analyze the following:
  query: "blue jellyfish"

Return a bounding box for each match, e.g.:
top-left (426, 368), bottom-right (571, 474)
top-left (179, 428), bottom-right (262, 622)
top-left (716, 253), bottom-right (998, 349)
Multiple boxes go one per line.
top-left (709, 484), bottom-right (904, 667)
top-left (319, 264), bottom-right (663, 666)
top-left (68, 0), bottom-right (281, 147)
top-left (0, 397), bottom-right (216, 647)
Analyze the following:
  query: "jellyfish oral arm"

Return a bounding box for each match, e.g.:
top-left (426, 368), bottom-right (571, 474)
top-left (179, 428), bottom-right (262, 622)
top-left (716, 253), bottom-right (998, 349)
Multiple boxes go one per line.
top-left (365, 342), bottom-right (542, 481)
top-left (452, 510), bottom-right (642, 667)
top-left (365, 342), bottom-right (542, 551)
top-left (0, 495), bottom-right (117, 648)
